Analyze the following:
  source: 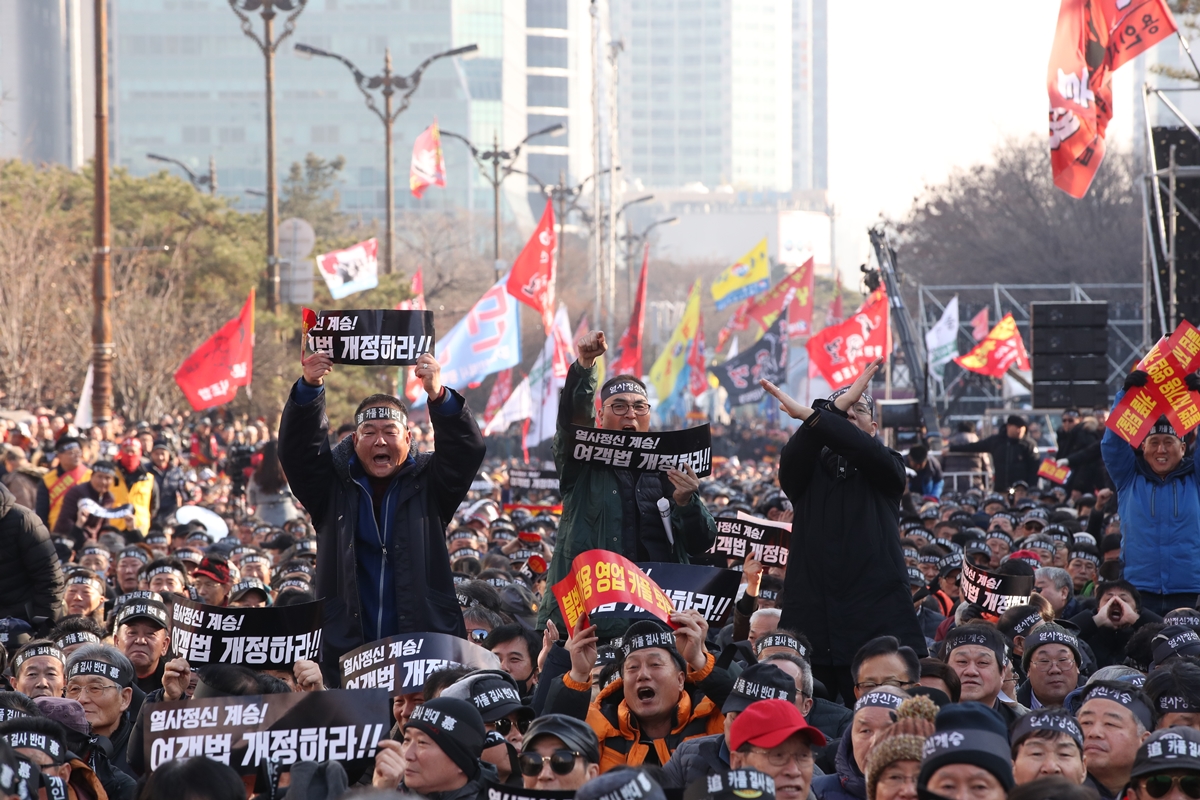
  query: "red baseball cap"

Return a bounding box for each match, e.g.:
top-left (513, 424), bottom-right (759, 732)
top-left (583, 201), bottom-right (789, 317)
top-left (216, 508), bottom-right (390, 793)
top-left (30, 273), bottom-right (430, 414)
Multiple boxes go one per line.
top-left (729, 698), bottom-right (827, 751)
top-left (193, 557), bottom-right (231, 586)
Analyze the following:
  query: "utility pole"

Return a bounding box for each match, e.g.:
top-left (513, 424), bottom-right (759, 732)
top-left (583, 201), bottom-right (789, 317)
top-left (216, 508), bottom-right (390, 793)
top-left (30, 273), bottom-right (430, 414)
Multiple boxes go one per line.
top-left (228, 0), bottom-right (309, 313)
top-left (92, 0), bottom-right (112, 427)
top-left (295, 41), bottom-right (476, 276)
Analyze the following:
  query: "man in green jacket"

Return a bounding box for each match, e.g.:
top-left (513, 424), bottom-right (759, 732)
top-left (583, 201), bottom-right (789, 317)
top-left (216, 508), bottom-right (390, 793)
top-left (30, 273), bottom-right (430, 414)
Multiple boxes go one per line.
top-left (536, 331), bottom-right (717, 639)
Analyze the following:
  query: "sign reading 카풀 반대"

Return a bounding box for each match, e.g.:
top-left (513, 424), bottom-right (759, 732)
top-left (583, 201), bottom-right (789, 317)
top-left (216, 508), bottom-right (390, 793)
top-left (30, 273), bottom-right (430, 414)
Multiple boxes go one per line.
top-left (709, 511), bottom-right (791, 566)
top-left (167, 596), bottom-right (323, 670)
top-left (551, 550), bottom-right (676, 630)
top-left (304, 309), bottom-right (435, 366)
top-left (565, 424), bottom-right (712, 477)
top-left (337, 632), bottom-right (500, 697)
top-left (587, 562), bottom-right (742, 627)
top-left (960, 560), bottom-right (1034, 615)
top-left (144, 689), bottom-right (390, 774)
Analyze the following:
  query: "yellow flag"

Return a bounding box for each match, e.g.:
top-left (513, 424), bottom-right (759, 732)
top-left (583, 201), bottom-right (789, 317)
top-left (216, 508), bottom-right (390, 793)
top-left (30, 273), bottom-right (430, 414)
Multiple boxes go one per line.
top-left (649, 280), bottom-right (702, 401)
top-left (710, 238), bottom-right (770, 311)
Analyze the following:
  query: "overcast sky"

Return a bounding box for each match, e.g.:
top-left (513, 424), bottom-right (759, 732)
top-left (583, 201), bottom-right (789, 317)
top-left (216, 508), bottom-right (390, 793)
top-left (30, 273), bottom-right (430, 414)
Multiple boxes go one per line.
top-left (826, 0), bottom-right (1138, 284)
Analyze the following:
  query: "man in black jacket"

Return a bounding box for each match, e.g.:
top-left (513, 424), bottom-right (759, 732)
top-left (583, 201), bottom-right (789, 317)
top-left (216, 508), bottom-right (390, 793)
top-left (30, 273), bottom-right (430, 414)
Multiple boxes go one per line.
top-left (947, 415), bottom-right (1040, 492)
top-left (278, 350), bottom-right (486, 681)
top-left (760, 360), bottom-right (927, 707)
top-left (0, 484), bottom-right (64, 633)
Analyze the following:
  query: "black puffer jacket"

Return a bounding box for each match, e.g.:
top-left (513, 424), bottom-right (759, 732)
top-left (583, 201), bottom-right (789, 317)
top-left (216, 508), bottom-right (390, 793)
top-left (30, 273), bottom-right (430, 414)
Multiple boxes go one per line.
top-left (948, 432), bottom-right (1039, 491)
top-left (777, 402), bottom-right (927, 666)
top-left (0, 483), bottom-right (64, 627)
top-left (278, 381), bottom-right (485, 680)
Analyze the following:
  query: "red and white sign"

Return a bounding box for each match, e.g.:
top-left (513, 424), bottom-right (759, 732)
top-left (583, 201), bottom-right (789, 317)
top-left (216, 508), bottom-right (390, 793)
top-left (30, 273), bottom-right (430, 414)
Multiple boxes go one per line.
top-left (806, 288), bottom-right (889, 389)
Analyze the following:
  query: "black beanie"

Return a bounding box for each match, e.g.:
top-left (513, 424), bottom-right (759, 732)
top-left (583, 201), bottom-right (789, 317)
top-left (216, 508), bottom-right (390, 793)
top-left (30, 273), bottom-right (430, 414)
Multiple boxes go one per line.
top-left (404, 697), bottom-right (486, 780)
top-left (918, 701), bottom-right (1014, 791)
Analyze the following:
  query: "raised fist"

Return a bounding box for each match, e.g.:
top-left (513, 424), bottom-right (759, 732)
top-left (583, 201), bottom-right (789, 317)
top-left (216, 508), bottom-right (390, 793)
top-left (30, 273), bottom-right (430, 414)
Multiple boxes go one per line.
top-left (576, 331), bottom-right (607, 368)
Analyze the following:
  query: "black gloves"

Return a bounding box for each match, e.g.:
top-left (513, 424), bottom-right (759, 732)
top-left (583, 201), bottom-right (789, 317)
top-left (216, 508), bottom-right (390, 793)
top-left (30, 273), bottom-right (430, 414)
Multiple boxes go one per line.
top-left (1187, 373), bottom-right (1200, 393)
top-left (1124, 370), bottom-right (1149, 390)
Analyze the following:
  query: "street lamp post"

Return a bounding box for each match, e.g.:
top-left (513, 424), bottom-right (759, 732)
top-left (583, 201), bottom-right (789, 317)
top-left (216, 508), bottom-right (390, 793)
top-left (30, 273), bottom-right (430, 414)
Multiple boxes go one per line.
top-left (620, 215), bottom-right (678, 307)
top-left (506, 166), bottom-right (614, 285)
top-left (294, 42), bottom-right (478, 276)
top-left (227, 0), bottom-right (309, 313)
top-left (439, 123), bottom-right (565, 279)
top-left (147, 153), bottom-right (217, 194)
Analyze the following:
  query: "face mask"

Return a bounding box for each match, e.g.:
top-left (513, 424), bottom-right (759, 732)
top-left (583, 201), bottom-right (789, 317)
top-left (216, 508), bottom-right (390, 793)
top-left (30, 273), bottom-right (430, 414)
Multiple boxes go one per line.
top-left (119, 451), bottom-right (141, 472)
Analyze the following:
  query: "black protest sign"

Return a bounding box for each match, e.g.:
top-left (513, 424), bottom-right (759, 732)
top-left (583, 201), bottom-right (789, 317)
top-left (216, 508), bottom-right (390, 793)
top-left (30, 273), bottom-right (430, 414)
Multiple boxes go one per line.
top-left (710, 511), bottom-right (791, 566)
top-left (566, 424), bottom-right (712, 478)
top-left (960, 560), bottom-right (1034, 615)
top-left (305, 309), bottom-right (434, 366)
top-left (588, 562), bottom-right (741, 626)
top-left (167, 596), bottom-right (323, 669)
top-left (338, 632), bottom-right (500, 697)
top-left (509, 469), bottom-right (560, 492)
top-left (485, 782), bottom-right (575, 800)
top-left (713, 315), bottom-right (788, 406)
top-left (144, 688), bottom-right (390, 774)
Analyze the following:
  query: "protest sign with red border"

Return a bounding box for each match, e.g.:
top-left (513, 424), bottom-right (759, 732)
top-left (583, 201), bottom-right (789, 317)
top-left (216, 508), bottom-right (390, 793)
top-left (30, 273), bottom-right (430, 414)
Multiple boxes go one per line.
top-left (551, 550), bottom-right (676, 631)
top-left (1037, 459), bottom-right (1071, 485)
top-left (1108, 322), bottom-right (1200, 446)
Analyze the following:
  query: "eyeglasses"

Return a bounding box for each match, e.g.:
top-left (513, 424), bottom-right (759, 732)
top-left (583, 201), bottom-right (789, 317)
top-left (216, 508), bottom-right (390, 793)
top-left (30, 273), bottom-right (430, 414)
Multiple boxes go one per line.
top-left (853, 679), bottom-right (916, 692)
top-left (489, 717), bottom-right (532, 736)
top-left (750, 746), bottom-right (813, 767)
top-left (517, 750), bottom-right (582, 776)
top-left (66, 682), bottom-right (120, 699)
top-left (1143, 775), bottom-right (1200, 799)
top-left (605, 401), bottom-right (651, 416)
top-left (1030, 656), bottom-right (1076, 672)
top-left (850, 403), bottom-right (871, 416)
top-left (469, 629), bottom-right (489, 643)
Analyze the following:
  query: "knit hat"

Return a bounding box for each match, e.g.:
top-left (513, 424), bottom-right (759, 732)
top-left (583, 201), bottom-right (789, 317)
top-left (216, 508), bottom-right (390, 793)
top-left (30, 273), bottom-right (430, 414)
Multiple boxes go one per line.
top-left (865, 696), bottom-right (938, 800)
top-left (403, 697), bottom-right (486, 780)
top-left (918, 702), bottom-right (1014, 792)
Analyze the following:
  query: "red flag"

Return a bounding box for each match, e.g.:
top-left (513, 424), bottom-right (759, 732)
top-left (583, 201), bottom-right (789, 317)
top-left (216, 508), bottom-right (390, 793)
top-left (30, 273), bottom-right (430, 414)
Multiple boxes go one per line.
top-left (610, 243), bottom-right (649, 377)
top-left (954, 313), bottom-right (1031, 378)
top-left (1098, 0), bottom-right (1177, 71)
top-left (484, 368), bottom-right (514, 424)
top-left (410, 119), bottom-right (446, 198)
top-left (718, 259), bottom-right (816, 351)
top-left (401, 270), bottom-right (428, 402)
top-left (507, 199), bottom-right (557, 332)
top-left (806, 289), bottom-right (888, 389)
top-left (828, 276), bottom-right (844, 325)
top-left (175, 291), bottom-right (255, 411)
top-left (687, 313), bottom-right (707, 398)
top-left (970, 307), bottom-right (990, 341)
top-left (1047, 0), bottom-right (1114, 198)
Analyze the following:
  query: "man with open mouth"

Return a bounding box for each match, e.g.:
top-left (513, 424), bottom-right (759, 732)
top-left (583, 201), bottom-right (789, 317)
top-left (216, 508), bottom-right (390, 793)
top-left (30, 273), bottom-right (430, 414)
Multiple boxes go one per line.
top-left (279, 348), bottom-right (485, 684)
top-left (536, 330), bottom-right (717, 639)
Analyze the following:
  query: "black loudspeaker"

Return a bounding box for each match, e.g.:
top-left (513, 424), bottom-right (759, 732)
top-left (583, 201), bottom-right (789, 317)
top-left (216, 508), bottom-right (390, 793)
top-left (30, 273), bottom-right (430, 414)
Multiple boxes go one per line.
top-left (1030, 301), bottom-right (1108, 409)
top-left (878, 399), bottom-right (921, 429)
top-left (1153, 128), bottom-right (1200, 339)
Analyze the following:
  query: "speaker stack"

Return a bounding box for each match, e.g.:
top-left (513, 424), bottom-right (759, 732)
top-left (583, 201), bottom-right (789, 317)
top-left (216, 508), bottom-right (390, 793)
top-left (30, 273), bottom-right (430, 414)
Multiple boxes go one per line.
top-left (1030, 301), bottom-right (1109, 409)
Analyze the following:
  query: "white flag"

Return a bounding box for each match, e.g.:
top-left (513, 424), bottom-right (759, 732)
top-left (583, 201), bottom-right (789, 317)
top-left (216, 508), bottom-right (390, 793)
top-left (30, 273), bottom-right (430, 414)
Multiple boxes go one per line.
top-left (315, 237), bottom-right (378, 300)
top-left (75, 363), bottom-right (94, 429)
top-left (925, 296), bottom-right (959, 384)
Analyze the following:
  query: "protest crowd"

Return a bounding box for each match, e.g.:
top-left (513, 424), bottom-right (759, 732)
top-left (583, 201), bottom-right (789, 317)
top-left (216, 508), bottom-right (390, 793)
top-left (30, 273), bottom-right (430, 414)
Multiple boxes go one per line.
top-left (2, 319), bottom-right (1200, 800)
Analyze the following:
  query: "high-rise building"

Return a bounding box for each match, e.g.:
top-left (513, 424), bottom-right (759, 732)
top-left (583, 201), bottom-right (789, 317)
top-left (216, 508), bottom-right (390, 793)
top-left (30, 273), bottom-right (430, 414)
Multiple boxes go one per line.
top-left (0, 0), bottom-right (95, 169)
top-left (611, 0), bottom-right (795, 193)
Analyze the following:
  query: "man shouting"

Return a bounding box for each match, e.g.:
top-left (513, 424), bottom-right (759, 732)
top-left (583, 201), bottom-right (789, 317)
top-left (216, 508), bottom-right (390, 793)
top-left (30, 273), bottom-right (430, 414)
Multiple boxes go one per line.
top-left (279, 350), bottom-right (485, 680)
top-left (537, 331), bottom-right (716, 638)
top-left (761, 360), bottom-right (927, 705)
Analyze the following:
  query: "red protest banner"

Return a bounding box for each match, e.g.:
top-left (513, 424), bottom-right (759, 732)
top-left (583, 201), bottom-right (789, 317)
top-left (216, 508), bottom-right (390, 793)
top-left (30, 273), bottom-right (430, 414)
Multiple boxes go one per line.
top-left (1038, 459), bottom-right (1071, 485)
top-left (551, 549), bottom-right (676, 631)
top-left (175, 291), bottom-right (255, 410)
top-left (1108, 321), bottom-right (1200, 446)
top-left (954, 313), bottom-right (1030, 378)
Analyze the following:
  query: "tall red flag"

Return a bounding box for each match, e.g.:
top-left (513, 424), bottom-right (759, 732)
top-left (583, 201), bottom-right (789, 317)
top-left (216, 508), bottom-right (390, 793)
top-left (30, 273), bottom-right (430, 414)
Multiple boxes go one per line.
top-left (175, 290), bottom-right (255, 410)
top-left (484, 368), bottom-right (514, 424)
top-left (610, 243), bottom-right (649, 377)
top-left (954, 313), bottom-right (1031, 378)
top-left (507, 199), bottom-right (557, 333)
top-left (828, 276), bottom-right (844, 325)
top-left (410, 120), bottom-right (446, 198)
top-left (687, 313), bottom-right (707, 397)
top-left (806, 288), bottom-right (888, 389)
top-left (717, 259), bottom-right (814, 350)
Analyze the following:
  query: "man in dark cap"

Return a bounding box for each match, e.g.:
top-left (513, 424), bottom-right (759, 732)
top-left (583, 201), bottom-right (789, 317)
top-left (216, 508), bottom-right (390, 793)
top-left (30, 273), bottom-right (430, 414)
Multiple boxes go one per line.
top-left (371, 696), bottom-right (490, 797)
top-left (1103, 369), bottom-right (1200, 615)
top-left (112, 600), bottom-right (171, 694)
top-left (441, 669), bottom-right (534, 784)
top-left (760, 360), bottom-right (927, 705)
top-left (1125, 727), bottom-right (1200, 800)
top-left (917, 702), bottom-right (1013, 800)
top-left (537, 331), bottom-right (716, 637)
top-left (947, 415), bottom-right (1039, 492)
top-left (518, 714), bottom-right (601, 790)
top-left (280, 344), bottom-right (485, 681)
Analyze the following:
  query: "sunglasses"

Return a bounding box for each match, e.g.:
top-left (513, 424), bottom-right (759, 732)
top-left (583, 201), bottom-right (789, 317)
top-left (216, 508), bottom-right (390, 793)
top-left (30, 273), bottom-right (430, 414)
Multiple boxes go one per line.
top-left (1143, 776), bottom-right (1200, 799)
top-left (469, 629), bottom-right (490, 643)
top-left (491, 717), bottom-right (532, 736)
top-left (518, 750), bottom-right (582, 777)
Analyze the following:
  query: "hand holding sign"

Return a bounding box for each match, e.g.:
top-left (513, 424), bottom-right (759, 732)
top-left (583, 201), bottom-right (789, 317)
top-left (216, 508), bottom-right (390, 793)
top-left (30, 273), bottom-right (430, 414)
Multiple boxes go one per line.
top-left (667, 463), bottom-right (701, 505)
top-left (565, 615), bottom-right (598, 685)
top-left (161, 657), bottom-right (190, 701)
top-left (302, 351), bottom-right (334, 387)
top-left (372, 740), bottom-right (405, 789)
top-left (577, 330), bottom-right (607, 369)
top-left (669, 609), bottom-right (709, 671)
top-left (415, 352), bottom-right (443, 399)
